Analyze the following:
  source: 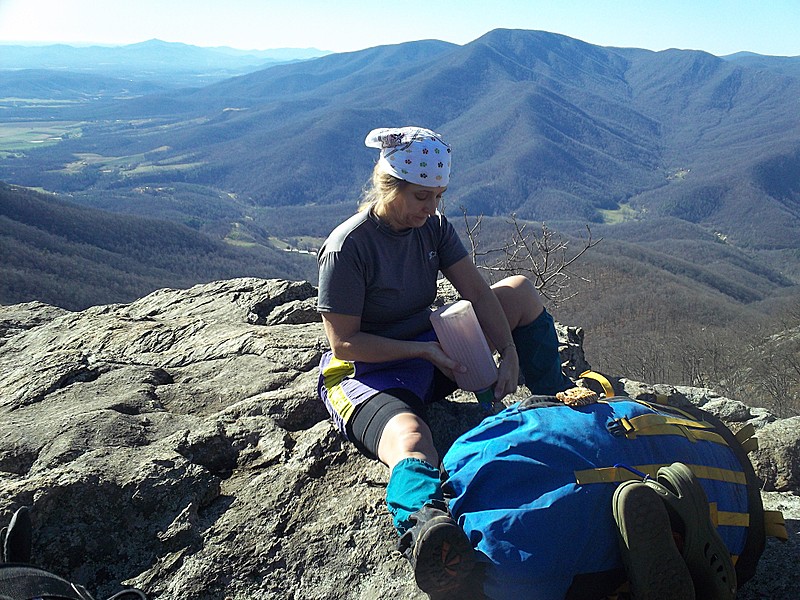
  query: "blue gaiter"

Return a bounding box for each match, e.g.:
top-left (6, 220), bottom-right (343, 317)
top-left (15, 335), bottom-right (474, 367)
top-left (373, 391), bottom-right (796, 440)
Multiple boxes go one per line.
top-left (385, 457), bottom-right (443, 535)
top-left (513, 309), bottom-right (573, 396)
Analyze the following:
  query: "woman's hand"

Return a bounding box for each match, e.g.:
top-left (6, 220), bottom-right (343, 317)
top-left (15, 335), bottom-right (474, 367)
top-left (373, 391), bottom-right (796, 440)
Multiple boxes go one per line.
top-left (493, 345), bottom-right (519, 400)
top-left (420, 341), bottom-right (465, 380)
top-left (442, 257), bottom-right (520, 401)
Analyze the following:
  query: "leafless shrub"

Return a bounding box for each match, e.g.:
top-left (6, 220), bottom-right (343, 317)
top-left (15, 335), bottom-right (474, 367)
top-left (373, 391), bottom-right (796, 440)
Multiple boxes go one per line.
top-left (461, 209), bottom-right (601, 306)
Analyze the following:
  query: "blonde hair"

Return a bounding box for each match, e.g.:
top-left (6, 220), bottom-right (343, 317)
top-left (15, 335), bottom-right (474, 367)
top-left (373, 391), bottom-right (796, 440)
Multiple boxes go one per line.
top-left (358, 163), bottom-right (407, 212)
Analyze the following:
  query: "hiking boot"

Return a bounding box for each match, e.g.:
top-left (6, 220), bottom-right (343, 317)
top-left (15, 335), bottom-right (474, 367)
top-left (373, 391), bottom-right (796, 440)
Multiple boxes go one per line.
top-left (2, 505), bottom-right (32, 563)
top-left (612, 480), bottom-right (695, 600)
top-left (644, 463), bottom-right (737, 600)
top-left (397, 499), bottom-right (476, 595)
top-left (424, 563), bottom-right (486, 600)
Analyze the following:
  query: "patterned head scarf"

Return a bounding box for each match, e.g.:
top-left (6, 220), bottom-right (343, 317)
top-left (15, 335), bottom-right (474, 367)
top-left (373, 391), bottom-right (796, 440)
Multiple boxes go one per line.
top-left (365, 127), bottom-right (451, 186)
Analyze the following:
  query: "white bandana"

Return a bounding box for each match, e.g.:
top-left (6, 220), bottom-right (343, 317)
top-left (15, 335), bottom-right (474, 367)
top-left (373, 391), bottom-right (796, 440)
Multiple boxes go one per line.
top-left (365, 127), bottom-right (451, 186)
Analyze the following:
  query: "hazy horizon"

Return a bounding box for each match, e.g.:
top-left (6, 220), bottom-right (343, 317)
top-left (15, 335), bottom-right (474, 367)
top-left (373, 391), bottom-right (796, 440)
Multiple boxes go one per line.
top-left (1, 0), bottom-right (798, 58)
top-left (0, 32), bottom-right (797, 60)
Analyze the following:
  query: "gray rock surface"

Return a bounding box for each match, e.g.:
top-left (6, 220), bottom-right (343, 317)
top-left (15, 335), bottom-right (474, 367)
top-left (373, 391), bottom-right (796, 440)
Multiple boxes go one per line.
top-left (1, 278), bottom-right (797, 599)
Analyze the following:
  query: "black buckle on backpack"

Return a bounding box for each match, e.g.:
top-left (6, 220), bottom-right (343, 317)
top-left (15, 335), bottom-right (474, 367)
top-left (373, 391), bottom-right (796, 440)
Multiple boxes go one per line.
top-left (607, 419), bottom-right (626, 437)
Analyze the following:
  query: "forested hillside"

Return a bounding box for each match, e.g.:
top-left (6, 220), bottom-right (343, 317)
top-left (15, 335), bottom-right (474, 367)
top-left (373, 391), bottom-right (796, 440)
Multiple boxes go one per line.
top-left (0, 184), bottom-right (315, 310)
top-left (560, 259), bottom-right (800, 418)
top-left (456, 211), bottom-right (800, 417)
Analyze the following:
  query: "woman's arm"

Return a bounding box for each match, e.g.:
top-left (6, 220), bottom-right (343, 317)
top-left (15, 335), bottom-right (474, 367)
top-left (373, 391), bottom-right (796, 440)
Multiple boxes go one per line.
top-left (441, 256), bottom-right (520, 399)
top-left (321, 311), bottom-right (464, 376)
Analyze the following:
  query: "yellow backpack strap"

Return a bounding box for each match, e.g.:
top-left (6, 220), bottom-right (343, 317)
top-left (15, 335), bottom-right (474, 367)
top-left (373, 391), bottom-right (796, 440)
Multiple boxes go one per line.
top-left (574, 463), bottom-right (747, 486)
top-left (580, 370), bottom-right (616, 397)
top-left (764, 510), bottom-right (789, 542)
top-left (709, 502), bottom-right (751, 527)
top-left (606, 413), bottom-right (729, 446)
top-left (631, 397), bottom-right (698, 420)
top-left (624, 413), bottom-right (716, 432)
top-left (733, 423), bottom-right (759, 453)
top-left (630, 424), bottom-right (728, 446)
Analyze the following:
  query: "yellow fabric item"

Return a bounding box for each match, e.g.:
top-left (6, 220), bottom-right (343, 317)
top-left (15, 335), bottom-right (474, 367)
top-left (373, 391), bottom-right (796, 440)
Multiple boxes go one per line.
top-left (630, 398), bottom-right (698, 421)
top-left (709, 502), bottom-right (751, 527)
top-left (655, 393), bottom-right (671, 405)
top-left (708, 506), bottom-right (742, 565)
top-left (740, 437), bottom-right (759, 453)
top-left (734, 423), bottom-right (759, 453)
top-left (734, 423), bottom-right (756, 443)
top-left (321, 356), bottom-right (357, 423)
top-left (764, 510), bottom-right (789, 542)
top-left (718, 510), bottom-right (751, 527)
top-left (634, 425), bottom-right (727, 445)
top-left (626, 412), bottom-right (716, 431)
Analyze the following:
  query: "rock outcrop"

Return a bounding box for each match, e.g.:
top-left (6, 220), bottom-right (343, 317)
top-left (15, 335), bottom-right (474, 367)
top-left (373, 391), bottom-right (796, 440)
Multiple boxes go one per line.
top-left (1, 278), bottom-right (797, 599)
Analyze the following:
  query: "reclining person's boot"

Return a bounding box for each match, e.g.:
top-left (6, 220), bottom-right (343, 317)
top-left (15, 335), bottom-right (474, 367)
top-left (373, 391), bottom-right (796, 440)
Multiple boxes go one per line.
top-left (397, 499), bottom-right (476, 596)
top-left (645, 463), bottom-right (737, 600)
top-left (613, 480), bottom-right (695, 600)
top-left (2, 505), bottom-right (32, 563)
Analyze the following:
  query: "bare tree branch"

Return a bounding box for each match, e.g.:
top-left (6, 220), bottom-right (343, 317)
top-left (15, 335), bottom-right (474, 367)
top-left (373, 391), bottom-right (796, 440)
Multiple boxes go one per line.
top-left (460, 208), bottom-right (602, 306)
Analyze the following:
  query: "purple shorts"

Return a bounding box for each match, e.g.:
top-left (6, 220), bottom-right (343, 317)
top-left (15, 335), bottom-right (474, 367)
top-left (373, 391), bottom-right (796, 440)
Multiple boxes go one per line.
top-left (317, 329), bottom-right (439, 439)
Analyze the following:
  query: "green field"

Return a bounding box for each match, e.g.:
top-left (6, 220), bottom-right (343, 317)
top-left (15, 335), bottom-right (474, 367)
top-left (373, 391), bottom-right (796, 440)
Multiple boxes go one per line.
top-left (0, 120), bottom-right (83, 153)
top-left (0, 97), bottom-right (80, 107)
top-left (56, 149), bottom-right (204, 178)
top-left (598, 202), bottom-right (640, 224)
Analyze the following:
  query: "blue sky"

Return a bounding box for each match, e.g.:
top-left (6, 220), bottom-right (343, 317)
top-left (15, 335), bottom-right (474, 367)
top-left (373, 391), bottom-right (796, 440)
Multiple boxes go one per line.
top-left (0, 0), bottom-right (797, 56)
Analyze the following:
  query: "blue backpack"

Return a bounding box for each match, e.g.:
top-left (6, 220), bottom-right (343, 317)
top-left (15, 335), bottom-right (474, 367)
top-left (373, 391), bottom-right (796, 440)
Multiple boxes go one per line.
top-left (441, 392), bottom-right (786, 600)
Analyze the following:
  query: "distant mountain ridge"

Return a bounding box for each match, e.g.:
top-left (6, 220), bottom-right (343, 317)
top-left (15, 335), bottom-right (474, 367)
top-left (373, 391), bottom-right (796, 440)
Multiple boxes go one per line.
top-left (0, 39), bottom-right (330, 86)
top-left (2, 29), bottom-right (800, 308)
top-left (722, 51), bottom-right (800, 79)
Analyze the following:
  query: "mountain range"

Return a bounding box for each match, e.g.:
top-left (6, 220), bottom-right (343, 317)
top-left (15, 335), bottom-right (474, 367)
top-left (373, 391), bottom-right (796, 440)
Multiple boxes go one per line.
top-left (1, 29), bottom-right (799, 385)
top-left (2, 30), bottom-right (799, 246)
top-left (1, 37), bottom-right (798, 592)
top-left (0, 38), bottom-right (330, 86)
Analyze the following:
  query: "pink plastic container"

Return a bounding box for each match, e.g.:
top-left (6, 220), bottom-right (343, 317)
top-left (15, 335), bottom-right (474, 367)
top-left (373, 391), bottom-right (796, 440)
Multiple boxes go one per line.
top-left (430, 300), bottom-right (498, 410)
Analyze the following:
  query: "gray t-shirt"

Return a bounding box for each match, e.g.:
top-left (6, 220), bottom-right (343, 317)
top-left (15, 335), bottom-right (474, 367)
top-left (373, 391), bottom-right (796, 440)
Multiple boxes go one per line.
top-left (317, 209), bottom-right (469, 340)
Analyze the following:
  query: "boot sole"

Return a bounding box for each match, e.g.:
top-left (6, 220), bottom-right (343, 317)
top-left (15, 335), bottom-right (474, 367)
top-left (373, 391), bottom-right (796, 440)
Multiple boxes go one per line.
top-left (613, 480), bottom-right (695, 600)
top-left (646, 463), bottom-right (737, 600)
top-left (412, 515), bottom-right (476, 594)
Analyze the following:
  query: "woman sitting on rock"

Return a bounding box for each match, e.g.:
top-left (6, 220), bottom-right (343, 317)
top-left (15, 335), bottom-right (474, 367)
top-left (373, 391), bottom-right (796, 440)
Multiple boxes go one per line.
top-left (315, 126), bottom-right (572, 596)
